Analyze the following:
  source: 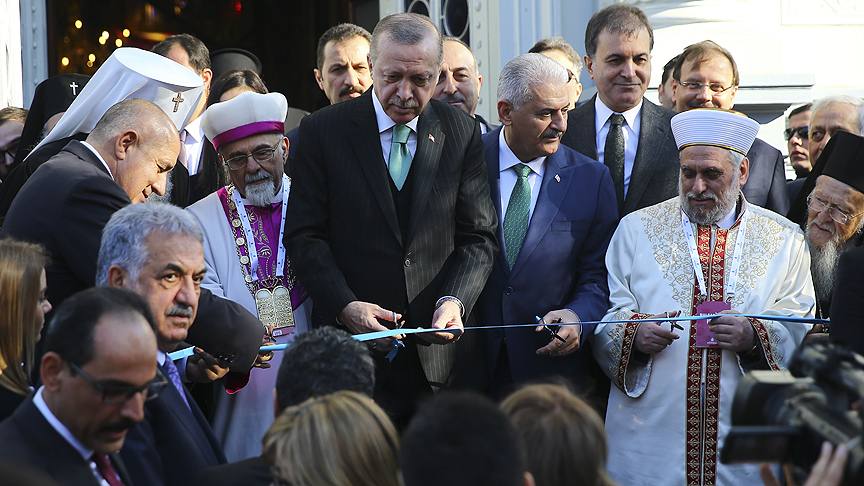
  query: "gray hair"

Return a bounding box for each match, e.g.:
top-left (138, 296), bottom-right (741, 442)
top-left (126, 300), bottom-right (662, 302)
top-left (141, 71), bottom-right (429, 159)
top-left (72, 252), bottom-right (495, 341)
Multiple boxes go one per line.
top-left (729, 150), bottom-right (746, 167)
top-left (811, 95), bottom-right (864, 136)
top-left (497, 53), bottom-right (569, 111)
top-left (528, 36), bottom-right (583, 78)
top-left (370, 13), bottom-right (443, 68)
top-left (96, 202), bottom-right (204, 286)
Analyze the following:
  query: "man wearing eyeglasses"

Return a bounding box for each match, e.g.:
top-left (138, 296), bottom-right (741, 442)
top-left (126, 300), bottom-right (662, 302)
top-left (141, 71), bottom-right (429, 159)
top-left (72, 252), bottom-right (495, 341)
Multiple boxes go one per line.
top-left (672, 40), bottom-right (789, 216)
top-left (0, 286), bottom-right (161, 486)
top-left (97, 202), bottom-right (228, 486)
top-left (786, 104), bottom-right (812, 179)
top-left (528, 36), bottom-right (584, 111)
top-left (188, 91), bottom-right (312, 461)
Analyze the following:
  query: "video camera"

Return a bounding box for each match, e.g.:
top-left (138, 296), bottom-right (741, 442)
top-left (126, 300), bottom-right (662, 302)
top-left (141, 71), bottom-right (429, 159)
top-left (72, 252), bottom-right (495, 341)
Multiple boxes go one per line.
top-left (721, 341), bottom-right (864, 484)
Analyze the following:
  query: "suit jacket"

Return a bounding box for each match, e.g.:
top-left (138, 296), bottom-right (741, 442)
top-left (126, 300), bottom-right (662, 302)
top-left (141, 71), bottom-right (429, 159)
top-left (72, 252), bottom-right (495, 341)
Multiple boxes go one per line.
top-left (743, 138), bottom-right (789, 215)
top-left (285, 89), bottom-right (498, 391)
top-left (830, 245), bottom-right (864, 353)
top-left (0, 140), bottom-right (264, 372)
top-left (0, 395), bottom-right (135, 486)
top-left (194, 456), bottom-right (270, 486)
top-left (477, 128), bottom-right (618, 387)
top-left (170, 136), bottom-right (225, 207)
top-left (560, 96), bottom-right (680, 218)
top-left (120, 361), bottom-right (226, 486)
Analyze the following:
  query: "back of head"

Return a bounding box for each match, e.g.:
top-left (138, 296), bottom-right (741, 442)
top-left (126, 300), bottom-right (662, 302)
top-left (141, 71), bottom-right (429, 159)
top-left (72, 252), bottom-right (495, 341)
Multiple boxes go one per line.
top-left (262, 390), bottom-right (399, 486)
top-left (528, 37), bottom-right (583, 78)
top-left (43, 286), bottom-right (157, 368)
top-left (584, 4), bottom-right (653, 59)
top-left (812, 95), bottom-right (864, 136)
top-left (370, 13), bottom-right (443, 67)
top-left (152, 33), bottom-right (211, 74)
top-left (501, 384), bottom-right (614, 486)
top-left (497, 53), bottom-right (568, 110)
top-left (317, 23), bottom-right (372, 71)
top-left (400, 391), bottom-right (528, 486)
top-left (206, 69), bottom-right (269, 107)
top-left (0, 239), bottom-right (49, 395)
top-left (96, 202), bottom-right (203, 287)
top-left (673, 40), bottom-right (739, 86)
top-left (87, 98), bottom-right (177, 156)
top-left (274, 326), bottom-right (374, 410)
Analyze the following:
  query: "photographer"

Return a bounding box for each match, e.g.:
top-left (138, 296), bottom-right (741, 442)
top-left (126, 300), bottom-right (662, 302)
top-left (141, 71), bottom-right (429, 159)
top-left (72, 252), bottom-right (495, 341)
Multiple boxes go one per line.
top-left (761, 442), bottom-right (848, 486)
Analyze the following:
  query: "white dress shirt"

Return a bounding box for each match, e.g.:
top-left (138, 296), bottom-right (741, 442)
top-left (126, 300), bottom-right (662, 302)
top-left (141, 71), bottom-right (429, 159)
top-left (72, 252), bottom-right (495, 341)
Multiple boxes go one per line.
top-left (181, 116), bottom-right (205, 176)
top-left (372, 93), bottom-right (419, 165)
top-left (594, 97), bottom-right (642, 197)
top-left (498, 126), bottom-right (546, 223)
top-left (80, 141), bottom-right (113, 179)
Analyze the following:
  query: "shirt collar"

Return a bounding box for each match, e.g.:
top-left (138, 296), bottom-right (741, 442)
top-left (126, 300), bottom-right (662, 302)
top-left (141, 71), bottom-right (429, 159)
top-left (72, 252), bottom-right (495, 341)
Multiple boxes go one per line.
top-left (80, 141), bottom-right (113, 179)
top-left (499, 126), bottom-right (546, 174)
top-left (33, 387), bottom-right (94, 461)
top-left (183, 116), bottom-right (203, 143)
top-left (372, 90), bottom-right (420, 134)
top-left (595, 96), bottom-right (642, 129)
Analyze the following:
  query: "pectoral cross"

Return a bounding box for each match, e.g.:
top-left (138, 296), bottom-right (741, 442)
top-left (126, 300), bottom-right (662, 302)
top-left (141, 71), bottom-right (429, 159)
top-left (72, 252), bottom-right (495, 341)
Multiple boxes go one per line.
top-left (70, 82), bottom-right (79, 95)
top-left (172, 92), bottom-right (184, 112)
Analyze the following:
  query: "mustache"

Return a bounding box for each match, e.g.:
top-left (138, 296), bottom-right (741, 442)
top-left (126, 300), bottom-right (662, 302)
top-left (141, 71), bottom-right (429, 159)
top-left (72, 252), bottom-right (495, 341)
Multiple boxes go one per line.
top-left (166, 304), bottom-right (194, 318)
top-left (687, 191), bottom-right (717, 201)
top-left (101, 418), bottom-right (138, 433)
top-left (388, 96), bottom-right (419, 109)
top-left (245, 171), bottom-right (271, 184)
top-left (339, 85), bottom-right (362, 98)
top-left (541, 129), bottom-right (563, 139)
top-left (438, 93), bottom-right (465, 104)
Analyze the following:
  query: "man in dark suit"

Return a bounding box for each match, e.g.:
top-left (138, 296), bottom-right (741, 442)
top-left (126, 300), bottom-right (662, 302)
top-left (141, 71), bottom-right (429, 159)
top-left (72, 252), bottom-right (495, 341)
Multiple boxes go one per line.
top-left (672, 40), bottom-right (789, 215)
top-left (434, 36), bottom-right (496, 134)
top-left (0, 286), bottom-right (162, 486)
top-left (476, 53), bottom-right (618, 400)
top-left (0, 98), bottom-right (264, 374)
top-left (285, 13), bottom-right (497, 425)
top-left (560, 4), bottom-right (680, 219)
top-left (98, 203), bottom-right (226, 486)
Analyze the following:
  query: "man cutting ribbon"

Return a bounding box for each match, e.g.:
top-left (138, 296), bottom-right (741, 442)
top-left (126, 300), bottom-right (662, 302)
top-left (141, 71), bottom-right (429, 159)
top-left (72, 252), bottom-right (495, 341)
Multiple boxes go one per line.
top-left (590, 108), bottom-right (815, 486)
top-left (188, 91), bottom-right (310, 462)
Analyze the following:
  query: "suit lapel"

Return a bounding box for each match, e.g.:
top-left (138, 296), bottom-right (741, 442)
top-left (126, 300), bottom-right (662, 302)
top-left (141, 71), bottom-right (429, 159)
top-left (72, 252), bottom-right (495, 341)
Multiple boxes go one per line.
top-left (568, 96), bottom-right (598, 159)
top-left (484, 128), bottom-right (510, 274)
top-left (159, 363), bottom-right (217, 462)
top-left (406, 105), bottom-right (445, 247)
top-left (509, 150), bottom-right (569, 278)
top-left (625, 100), bottom-right (667, 215)
top-left (349, 92), bottom-right (402, 245)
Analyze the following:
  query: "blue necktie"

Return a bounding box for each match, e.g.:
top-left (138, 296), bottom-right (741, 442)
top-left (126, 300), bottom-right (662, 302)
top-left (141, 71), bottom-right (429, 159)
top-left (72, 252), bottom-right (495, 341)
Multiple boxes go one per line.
top-left (503, 164), bottom-right (532, 269)
top-left (163, 358), bottom-right (190, 409)
top-left (389, 124), bottom-right (412, 190)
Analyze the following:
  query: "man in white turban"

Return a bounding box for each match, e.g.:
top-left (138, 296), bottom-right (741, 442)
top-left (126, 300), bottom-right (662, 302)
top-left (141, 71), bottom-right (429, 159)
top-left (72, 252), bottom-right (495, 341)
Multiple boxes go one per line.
top-left (591, 108), bottom-right (815, 486)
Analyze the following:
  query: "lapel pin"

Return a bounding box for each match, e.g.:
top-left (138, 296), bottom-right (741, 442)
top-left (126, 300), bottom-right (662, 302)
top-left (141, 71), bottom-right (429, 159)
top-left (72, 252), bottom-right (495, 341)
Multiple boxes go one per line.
top-left (429, 134), bottom-right (435, 143)
top-left (555, 174), bottom-right (561, 182)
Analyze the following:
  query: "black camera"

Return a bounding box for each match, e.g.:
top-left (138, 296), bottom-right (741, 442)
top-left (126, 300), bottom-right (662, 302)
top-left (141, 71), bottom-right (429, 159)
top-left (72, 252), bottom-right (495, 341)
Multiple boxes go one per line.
top-left (720, 341), bottom-right (864, 485)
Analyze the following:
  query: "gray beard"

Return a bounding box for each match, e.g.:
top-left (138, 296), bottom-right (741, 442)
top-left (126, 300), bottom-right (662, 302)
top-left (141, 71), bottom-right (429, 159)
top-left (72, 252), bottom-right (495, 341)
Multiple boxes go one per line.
top-left (807, 232), bottom-right (842, 304)
top-left (679, 176), bottom-right (741, 225)
top-left (243, 176), bottom-right (276, 207)
top-left (146, 175), bottom-right (173, 204)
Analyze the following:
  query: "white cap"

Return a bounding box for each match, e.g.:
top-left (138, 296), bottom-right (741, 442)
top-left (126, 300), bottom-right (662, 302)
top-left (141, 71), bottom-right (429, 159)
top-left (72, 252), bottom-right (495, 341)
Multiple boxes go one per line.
top-left (201, 91), bottom-right (288, 151)
top-left (671, 108), bottom-right (760, 156)
top-left (28, 48), bottom-right (204, 159)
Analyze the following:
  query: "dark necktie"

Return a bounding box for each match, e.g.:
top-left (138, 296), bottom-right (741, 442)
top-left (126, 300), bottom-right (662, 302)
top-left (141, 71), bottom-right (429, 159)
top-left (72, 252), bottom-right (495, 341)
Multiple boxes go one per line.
top-left (503, 164), bottom-right (532, 269)
top-left (604, 113), bottom-right (626, 211)
top-left (162, 358), bottom-right (190, 409)
top-left (389, 124), bottom-right (412, 190)
top-left (92, 454), bottom-right (126, 486)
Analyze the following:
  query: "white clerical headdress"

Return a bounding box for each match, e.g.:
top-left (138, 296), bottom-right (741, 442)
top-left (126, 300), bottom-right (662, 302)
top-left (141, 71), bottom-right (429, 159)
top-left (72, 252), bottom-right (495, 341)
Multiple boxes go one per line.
top-left (201, 91), bottom-right (288, 151)
top-left (671, 108), bottom-right (760, 156)
top-left (28, 47), bottom-right (204, 160)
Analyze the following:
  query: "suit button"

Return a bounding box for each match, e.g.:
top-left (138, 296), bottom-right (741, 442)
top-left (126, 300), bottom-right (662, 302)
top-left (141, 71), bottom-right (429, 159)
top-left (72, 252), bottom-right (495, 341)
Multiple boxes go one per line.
top-left (404, 258), bottom-right (411, 267)
top-left (504, 287), bottom-right (513, 295)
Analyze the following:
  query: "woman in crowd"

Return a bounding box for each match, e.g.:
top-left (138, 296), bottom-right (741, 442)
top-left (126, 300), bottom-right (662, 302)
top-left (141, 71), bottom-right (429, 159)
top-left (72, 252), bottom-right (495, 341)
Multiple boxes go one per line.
top-left (501, 383), bottom-right (617, 486)
top-left (262, 390), bottom-right (400, 486)
top-left (0, 239), bottom-right (50, 420)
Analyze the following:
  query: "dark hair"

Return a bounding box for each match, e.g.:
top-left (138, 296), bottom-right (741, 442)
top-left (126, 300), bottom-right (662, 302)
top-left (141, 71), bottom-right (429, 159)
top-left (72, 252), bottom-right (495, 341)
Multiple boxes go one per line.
top-left (529, 36), bottom-right (583, 78)
top-left (152, 33), bottom-right (211, 74)
top-left (661, 55), bottom-right (679, 85)
top-left (400, 392), bottom-right (527, 486)
top-left (43, 287), bottom-right (157, 367)
top-left (673, 40), bottom-right (739, 86)
top-left (0, 107), bottom-right (28, 125)
top-left (206, 69), bottom-right (269, 107)
top-left (274, 326), bottom-right (374, 410)
top-left (316, 23), bottom-right (372, 71)
top-left (789, 103), bottom-right (812, 121)
top-left (584, 4), bottom-right (653, 59)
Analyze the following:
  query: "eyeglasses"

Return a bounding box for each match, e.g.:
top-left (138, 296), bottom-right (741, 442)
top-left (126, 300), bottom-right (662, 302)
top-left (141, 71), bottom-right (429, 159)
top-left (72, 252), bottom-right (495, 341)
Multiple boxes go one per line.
top-left (69, 362), bottom-right (168, 405)
top-left (807, 194), bottom-right (864, 225)
top-left (677, 81), bottom-right (736, 94)
top-left (784, 126), bottom-right (809, 141)
top-left (221, 142), bottom-right (282, 171)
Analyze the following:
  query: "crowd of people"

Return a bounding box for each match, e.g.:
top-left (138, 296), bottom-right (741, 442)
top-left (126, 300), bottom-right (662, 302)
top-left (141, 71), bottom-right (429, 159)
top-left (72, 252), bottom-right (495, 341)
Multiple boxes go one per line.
top-left (0, 4), bottom-right (860, 486)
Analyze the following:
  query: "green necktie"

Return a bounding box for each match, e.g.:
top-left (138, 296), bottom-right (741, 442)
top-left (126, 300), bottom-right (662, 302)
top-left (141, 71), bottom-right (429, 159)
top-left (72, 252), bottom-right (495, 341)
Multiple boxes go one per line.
top-left (503, 163), bottom-right (532, 269)
top-left (389, 124), bottom-right (412, 190)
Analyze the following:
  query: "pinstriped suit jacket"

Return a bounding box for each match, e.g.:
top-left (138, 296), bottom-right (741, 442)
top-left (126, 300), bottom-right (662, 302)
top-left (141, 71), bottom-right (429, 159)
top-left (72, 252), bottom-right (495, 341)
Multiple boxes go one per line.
top-left (285, 89), bottom-right (498, 389)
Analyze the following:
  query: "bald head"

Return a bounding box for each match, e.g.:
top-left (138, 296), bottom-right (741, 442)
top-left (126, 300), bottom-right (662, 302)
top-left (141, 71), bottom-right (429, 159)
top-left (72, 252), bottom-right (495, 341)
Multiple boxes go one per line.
top-left (88, 99), bottom-right (181, 203)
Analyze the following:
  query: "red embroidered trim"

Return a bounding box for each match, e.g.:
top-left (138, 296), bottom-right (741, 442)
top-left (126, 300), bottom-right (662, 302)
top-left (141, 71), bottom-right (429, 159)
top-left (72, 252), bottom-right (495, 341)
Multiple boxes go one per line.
top-left (748, 318), bottom-right (779, 371)
top-left (615, 313), bottom-right (648, 390)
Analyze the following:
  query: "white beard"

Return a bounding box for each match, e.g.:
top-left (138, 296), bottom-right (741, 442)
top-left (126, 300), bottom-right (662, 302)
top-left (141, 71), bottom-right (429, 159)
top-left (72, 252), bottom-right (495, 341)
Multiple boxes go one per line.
top-left (243, 173), bottom-right (276, 207)
top-left (679, 175), bottom-right (741, 226)
top-left (146, 174), bottom-right (173, 204)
